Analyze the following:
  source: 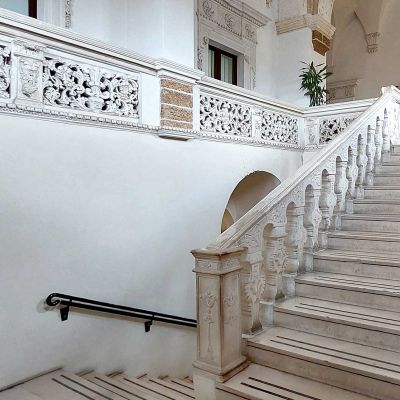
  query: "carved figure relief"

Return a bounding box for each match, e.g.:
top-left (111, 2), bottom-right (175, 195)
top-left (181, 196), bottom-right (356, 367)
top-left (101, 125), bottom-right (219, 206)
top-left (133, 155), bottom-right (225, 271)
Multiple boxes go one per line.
top-left (0, 45), bottom-right (11, 99)
top-left (19, 58), bottom-right (41, 98)
top-left (43, 58), bottom-right (139, 117)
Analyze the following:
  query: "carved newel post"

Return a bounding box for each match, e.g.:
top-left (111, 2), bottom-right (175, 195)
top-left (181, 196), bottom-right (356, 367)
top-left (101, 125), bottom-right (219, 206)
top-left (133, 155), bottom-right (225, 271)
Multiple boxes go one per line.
top-left (192, 247), bottom-right (248, 400)
top-left (260, 225), bottom-right (287, 326)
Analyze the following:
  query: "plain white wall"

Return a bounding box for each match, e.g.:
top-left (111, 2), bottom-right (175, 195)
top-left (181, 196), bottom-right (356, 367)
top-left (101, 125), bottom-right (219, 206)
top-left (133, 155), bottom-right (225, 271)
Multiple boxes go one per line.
top-left (0, 114), bottom-right (303, 389)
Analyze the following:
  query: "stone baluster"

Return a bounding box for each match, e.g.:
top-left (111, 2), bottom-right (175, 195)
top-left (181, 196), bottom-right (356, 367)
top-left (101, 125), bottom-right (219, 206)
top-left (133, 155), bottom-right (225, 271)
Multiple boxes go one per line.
top-left (345, 149), bottom-right (358, 214)
top-left (356, 135), bottom-right (367, 198)
top-left (365, 125), bottom-right (376, 186)
top-left (260, 225), bottom-right (287, 326)
top-left (382, 109), bottom-right (391, 154)
top-left (303, 187), bottom-right (321, 272)
top-left (332, 158), bottom-right (348, 230)
top-left (318, 172), bottom-right (336, 249)
top-left (192, 247), bottom-right (248, 399)
top-left (374, 117), bottom-right (384, 172)
top-left (284, 205), bottom-right (304, 297)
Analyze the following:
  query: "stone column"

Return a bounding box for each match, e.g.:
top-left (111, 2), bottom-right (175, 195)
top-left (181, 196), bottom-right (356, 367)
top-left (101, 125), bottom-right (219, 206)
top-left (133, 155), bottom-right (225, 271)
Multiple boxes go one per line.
top-left (192, 247), bottom-right (248, 400)
top-left (346, 150), bottom-right (358, 214)
top-left (374, 117), bottom-right (384, 172)
top-left (365, 125), bottom-right (376, 186)
top-left (333, 159), bottom-right (348, 230)
top-left (318, 172), bottom-right (336, 249)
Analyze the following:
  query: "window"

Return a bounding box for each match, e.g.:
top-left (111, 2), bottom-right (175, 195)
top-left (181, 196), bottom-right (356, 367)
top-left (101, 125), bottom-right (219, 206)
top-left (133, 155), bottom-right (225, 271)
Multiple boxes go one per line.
top-left (0, 0), bottom-right (37, 18)
top-left (208, 45), bottom-right (238, 85)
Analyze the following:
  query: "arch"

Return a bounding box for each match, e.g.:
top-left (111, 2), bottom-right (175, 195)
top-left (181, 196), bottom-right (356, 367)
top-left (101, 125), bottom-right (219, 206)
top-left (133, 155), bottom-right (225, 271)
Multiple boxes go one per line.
top-left (220, 171), bottom-right (281, 233)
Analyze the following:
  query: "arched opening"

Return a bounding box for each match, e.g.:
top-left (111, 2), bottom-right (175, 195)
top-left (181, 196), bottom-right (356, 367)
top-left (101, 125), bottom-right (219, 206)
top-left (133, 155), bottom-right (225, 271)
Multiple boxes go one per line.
top-left (221, 171), bottom-right (281, 233)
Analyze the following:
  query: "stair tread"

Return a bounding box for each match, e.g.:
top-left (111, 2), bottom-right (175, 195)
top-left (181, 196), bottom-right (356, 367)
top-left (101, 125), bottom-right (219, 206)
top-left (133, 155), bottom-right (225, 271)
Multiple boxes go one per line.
top-left (248, 327), bottom-right (400, 383)
top-left (354, 199), bottom-right (400, 204)
top-left (374, 172), bottom-right (400, 176)
top-left (365, 185), bottom-right (400, 189)
top-left (117, 376), bottom-right (194, 400)
top-left (315, 248), bottom-right (400, 265)
top-left (296, 272), bottom-right (400, 295)
top-left (328, 229), bottom-right (400, 242)
top-left (274, 297), bottom-right (400, 335)
top-left (147, 377), bottom-right (195, 397)
top-left (166, 378), bottom-right (194, 390)
top-left (0, 387), bottom-right (43, 400)
top-left (342, 213), bottom-right (400, 221)
top-left (218, 363), bottom-right (372, 400)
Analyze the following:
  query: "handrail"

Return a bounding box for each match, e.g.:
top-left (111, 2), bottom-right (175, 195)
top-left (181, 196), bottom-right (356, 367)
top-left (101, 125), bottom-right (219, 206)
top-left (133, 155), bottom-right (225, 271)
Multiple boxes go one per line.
top-left (45, 293), bottom-right (197, 332)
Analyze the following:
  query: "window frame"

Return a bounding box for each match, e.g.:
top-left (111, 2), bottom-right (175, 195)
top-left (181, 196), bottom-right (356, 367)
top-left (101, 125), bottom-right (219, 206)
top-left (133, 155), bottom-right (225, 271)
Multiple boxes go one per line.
top-left (208, 45), bottom-right (238, 86)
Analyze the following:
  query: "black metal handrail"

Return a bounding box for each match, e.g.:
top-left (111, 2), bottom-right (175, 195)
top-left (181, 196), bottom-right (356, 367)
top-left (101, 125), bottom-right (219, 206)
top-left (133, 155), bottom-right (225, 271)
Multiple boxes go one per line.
top-left (46, 292), bottom-right (197, 332)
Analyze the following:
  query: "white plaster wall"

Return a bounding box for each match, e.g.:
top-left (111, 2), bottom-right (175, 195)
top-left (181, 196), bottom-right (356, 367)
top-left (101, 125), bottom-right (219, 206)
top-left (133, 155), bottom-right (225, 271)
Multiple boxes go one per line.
top-left (328, 0), bottom-right (400, 100)
top-left (0, 114), bottom-right (303, 389)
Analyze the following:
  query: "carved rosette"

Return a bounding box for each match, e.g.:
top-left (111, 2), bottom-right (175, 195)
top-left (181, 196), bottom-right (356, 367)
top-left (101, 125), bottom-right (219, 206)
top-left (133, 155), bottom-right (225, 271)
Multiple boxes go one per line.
top-left (261, 111), bottom-right (299, 144)
top-left (0, 45), bottom-right (11, 99)
top-left (200, 94), bottom-right (251, 137)
top-left (43, 58), bottom-right (139, 118)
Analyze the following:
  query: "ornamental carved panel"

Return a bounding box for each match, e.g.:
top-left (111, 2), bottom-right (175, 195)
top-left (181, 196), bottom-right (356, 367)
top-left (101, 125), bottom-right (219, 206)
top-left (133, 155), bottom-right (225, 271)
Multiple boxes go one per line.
top-left (43, 58), bottom-right (139, 118)
top-left (319, 115), bottom-right (359, 144)
top-left (261, 111), bottom-right (299, 144)
top-left (0, 45), bottom-right (11, 99)
top-left (200, 94), bottom-right (251, 136)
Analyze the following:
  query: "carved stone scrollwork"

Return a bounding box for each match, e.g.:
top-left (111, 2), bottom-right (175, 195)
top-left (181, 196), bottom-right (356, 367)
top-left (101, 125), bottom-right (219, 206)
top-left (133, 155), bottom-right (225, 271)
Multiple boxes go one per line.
top-left (0, 45), bottom-right (11, 99)
top-left (261, 111), bottom-right (299, 144)
top-left (200, 94), bottom-right (251, 136)
top-left (43, 59), bottom-right (139, 117)
top-left (199, 290), bottom-right (217, 360)
top-left (65, 0), bottom-right (72, 28)
top-left (319, 115), bottom-right (359, 144)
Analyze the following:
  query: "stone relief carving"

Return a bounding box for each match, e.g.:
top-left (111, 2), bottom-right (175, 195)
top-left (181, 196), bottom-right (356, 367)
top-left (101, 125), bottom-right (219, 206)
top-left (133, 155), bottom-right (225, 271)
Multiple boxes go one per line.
top-left (223, 293), bottom-right (238, 326)
top-left (319, 115), bottom-right (359, 144)
top-left (19, 58), bottom-right (41, 98)
top-left (65, 0), bottom-right (72, 28)
top-left (200, 94), bottom-right (251, 136)
top-left (0, 45), bottom-right (11, 99)
top-left (43, 59), bottom-right (139, 117)
top-left (261, 112), bottom-right (299, 144)
top-left (199, 290), bottom-right (218, 360)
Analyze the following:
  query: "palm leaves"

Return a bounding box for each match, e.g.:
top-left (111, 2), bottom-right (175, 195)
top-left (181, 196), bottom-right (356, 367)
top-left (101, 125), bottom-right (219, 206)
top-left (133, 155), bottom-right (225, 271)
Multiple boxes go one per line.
top-left (299, 61), bottom-right (332, 107)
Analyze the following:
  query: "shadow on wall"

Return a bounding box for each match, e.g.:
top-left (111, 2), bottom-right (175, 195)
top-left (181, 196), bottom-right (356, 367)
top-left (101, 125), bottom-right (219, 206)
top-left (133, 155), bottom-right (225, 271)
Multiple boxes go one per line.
top-left (221, 171), bottom-right (281, 233)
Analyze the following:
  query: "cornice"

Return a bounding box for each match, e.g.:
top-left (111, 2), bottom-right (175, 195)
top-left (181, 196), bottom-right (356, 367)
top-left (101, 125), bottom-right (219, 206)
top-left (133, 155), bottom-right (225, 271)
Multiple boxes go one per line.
top-left (276, 14), bottom-right (335, 39)
top-left (327, 79), bottom-right (360, 89)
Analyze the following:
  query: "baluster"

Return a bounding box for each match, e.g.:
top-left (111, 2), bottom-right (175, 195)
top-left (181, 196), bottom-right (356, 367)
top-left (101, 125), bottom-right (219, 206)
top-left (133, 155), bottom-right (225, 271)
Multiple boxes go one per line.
top-left (319, 171), bottom-right (336, 249)
top-left (192, 247), bottom-right (247, 393)
top-left (345, 149), bottom-right (358, 214)
top-left (261, 225), bottom-right (287, 326)
top-left (284, 205), bottom-right (304, 297)
top-left (303, 186), bottom-right (321, 272)
top-left (382, 109), bottom-right (391, 154)
top-left (356, 135), bottom-right (367, 198)
top-left (333, 158), bottom-right (348, 230)
top-left (365, 125), bottom-right (376, 186)
top-left (374, 117), bottom-right (384, 172)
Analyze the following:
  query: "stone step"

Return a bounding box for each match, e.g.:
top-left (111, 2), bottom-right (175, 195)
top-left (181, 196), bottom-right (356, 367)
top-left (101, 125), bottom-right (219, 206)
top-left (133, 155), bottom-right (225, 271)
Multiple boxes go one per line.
top-left (328, 230), bottom-right (400, 253)
top-left (364, 185), bottom-right (400, 200)
top-left (296, 272), bottom-right (400, 311)
top-left (377, 163), bottom-right (400, 173)
top-left (274, 297), bottom-right (400, 351)
top-left (217, 363), bottom-right (372, 400)
top-left (373, 173), bottom-right (400, 185)
top-left (146, 377), bottom-right (195, 398)
top-left (0, 387), bottom-right (43, 400)
top-left (341, 213), bottom-right (400, 233)
top-left (247, 327), bottom-right (400, 400)
top-left (20, 370), bottom-right (123, 400)
top-left (115, 375), bottom-right (194, 400)
top-left (165, 378), bottom-right (194, 391)
top-left (392, 145), bottom-right (400, 154)
top-left (354, 199), bottom-right (400, 213)
top-left (314, 248), bottom-right (400, 280)
top-left (85, 374), bottom-right (165, 400)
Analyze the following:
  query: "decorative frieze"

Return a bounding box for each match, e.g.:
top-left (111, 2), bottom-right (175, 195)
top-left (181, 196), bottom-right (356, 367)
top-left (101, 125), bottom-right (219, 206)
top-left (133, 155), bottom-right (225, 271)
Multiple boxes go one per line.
top-left (65, 0), bottom-right (72, 28)
top-left (0, 45), bottom-right (11, 99)
top-left (43, 58), bottom-right (139, 117)
top-left (327, 79), bottom-right (360, 103)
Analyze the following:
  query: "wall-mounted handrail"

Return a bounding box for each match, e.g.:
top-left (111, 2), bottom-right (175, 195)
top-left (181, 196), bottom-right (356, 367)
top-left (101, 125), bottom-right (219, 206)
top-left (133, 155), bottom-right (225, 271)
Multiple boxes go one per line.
top-left (45, 293), bottom-right (197, 332)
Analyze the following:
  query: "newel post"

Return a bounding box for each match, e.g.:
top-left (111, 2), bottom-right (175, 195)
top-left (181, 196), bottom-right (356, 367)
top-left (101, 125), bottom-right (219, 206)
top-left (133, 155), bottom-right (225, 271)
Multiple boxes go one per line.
top-left (192, 247), bottom-right (248, 400)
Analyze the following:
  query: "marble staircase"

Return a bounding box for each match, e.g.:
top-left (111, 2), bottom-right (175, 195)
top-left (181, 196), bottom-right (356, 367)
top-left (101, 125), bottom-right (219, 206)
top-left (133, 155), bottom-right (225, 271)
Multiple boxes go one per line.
top-left (213, 146), bottom-right (400, 399)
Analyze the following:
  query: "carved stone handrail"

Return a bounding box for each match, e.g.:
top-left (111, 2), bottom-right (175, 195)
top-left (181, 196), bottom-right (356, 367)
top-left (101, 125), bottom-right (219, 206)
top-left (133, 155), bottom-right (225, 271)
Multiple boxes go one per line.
top-left (192, 86), bottom-right (400, 386)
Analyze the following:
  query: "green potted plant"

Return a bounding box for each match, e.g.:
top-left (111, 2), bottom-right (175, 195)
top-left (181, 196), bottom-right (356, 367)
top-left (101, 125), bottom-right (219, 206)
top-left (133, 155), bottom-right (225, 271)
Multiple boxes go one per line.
top-left (299, 61), bottom-right (332, 107)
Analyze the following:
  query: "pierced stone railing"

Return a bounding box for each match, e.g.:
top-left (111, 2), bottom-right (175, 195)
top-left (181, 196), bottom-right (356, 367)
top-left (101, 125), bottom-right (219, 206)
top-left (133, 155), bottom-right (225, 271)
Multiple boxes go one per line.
top-left (192, 86), bottom-right (400, 388)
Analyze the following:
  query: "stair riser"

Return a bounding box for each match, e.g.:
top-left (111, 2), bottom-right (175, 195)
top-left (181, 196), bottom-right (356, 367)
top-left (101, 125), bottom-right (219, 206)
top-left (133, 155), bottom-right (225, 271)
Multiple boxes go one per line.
top-left (392, 147), bottom-right (400, 154)
top-left (364, 189), bottom-right (400, 200)
top-left (314, 258), bottom-right (400, 280)
top-left (328, 236), bottom-right (400, 253)
top-left (383, 153), bottom-right (400, 162)
top-left (296, 282), bottom-right (400, 311)
top-left (274, 311), bottom-right (400, 351)
top-left (247, 345), bottom-right (400, 400)
top-left (378, 165), bottom-right (400, 173)
top-left (341, 218), bottom-right (400, 233)
top-left (354, 203), bottom-right (400, 213)
top-left (374, 176), bottom-right (400, 185)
